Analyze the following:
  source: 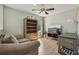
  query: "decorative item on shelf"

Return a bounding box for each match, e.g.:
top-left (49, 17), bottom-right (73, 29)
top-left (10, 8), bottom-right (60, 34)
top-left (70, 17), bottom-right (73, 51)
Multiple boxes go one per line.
top-left (27, 16), bottom-right (29, 19)
top-left (33, 16), bottom-right (35, 20)
top-left (29, 16), bottom-right (32, 19)
top-left (31, 16), bottom-right (36, 20)
top-left (26, 16), bottom-right (36, 20)
top-left (27, 16), bottom-right (30, 19)
top-left (31, 16), bottom-right (33, 20)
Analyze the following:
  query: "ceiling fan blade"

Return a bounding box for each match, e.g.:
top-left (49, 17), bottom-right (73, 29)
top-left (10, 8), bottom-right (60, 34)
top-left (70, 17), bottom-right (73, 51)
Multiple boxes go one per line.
top-left (39, 11), bottom-right (42, 14)
top-left (32, 9), bottom-right (40, 11)
top-left (45, 11), bottom-right (48, 14)
top-left (46, 8), bottom-right (54, 11)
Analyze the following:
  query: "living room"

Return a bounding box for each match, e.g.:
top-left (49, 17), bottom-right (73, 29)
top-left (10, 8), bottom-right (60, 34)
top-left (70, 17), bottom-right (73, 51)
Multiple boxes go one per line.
top-left (0, 4), bottom-right (79, 55)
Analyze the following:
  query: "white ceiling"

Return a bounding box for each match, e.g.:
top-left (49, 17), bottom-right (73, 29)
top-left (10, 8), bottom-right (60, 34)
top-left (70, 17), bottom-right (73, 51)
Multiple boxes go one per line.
top-left (4, 4), bottom-right (79, 17)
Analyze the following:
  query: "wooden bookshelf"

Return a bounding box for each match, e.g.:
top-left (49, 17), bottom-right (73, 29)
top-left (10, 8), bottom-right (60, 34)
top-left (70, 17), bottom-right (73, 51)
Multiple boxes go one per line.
top-left (23, 17), bottom-right (38, 40)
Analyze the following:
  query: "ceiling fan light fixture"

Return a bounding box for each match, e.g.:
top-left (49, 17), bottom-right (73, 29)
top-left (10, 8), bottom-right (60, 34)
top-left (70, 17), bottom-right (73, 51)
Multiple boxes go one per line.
top-left (32, 5), bottom-right (54, 15)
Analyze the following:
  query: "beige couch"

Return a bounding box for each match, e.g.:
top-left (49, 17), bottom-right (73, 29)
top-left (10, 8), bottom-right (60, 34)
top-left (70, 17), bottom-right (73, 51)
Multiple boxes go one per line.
top-left (0, 30), bottom-right (40, 55)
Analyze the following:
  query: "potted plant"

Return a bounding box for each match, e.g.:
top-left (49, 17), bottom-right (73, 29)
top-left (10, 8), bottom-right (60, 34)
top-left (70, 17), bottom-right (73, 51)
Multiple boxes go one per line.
top-left (43, 31), bottom-right (48, 38)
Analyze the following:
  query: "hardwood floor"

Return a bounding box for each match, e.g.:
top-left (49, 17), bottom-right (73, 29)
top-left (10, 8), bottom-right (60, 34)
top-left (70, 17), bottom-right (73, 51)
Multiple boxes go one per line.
top-left (38, 37), bottom-right (60, 55)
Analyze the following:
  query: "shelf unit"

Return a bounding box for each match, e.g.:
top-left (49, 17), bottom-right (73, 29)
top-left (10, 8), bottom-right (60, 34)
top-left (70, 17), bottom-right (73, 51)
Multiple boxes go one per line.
top-left (23, 17), bottom-right (38, 40)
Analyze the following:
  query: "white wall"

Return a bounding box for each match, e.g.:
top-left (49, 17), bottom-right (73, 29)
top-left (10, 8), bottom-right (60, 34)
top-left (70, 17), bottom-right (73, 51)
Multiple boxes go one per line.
top-left (3, 5), bottom-right (78, 36)
top-left (45, 9), bottom-right (77, 33)
top-left (0, 5), bottom-right (3, 30)
top-left (4, 6), bottom-right (42, 35)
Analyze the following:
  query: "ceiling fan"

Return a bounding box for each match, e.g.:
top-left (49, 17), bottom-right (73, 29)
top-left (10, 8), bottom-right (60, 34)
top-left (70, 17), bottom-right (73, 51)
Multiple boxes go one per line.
top-left (32, 7), bottom-right (54, 15)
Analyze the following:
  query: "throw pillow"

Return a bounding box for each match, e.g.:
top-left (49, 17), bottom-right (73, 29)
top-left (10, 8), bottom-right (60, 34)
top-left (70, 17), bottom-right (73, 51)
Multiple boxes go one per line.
top-left (2, 36), bottom-right (14, 43)
top-left (2, 32), bottom-right (19, 43)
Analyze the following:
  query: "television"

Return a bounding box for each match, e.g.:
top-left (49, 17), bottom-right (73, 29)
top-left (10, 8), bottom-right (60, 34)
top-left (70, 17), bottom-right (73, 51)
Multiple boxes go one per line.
top-left (48, 25), bottom-right (62, 35)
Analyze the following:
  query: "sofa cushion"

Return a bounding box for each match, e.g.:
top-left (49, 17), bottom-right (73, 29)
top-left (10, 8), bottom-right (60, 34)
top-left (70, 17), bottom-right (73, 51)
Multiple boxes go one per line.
top-left (0, 34), bottom-right (5, 44)
top-left (4, 32), bottom-right (10, 39)
top-left (2, 32), bottom-right (12, 43)
top-left (2, 36), bottom-right (14, 43)
top-left (9, 32), bottom-right (19, 43)
top-left (0, 38), bottom-right (2, 44)
top-left (18, 39), bottom-right (30, 43)
top-left (2, 32), bottom-right (19, 44)
top-left (0, 30), bottom-right (5, 44)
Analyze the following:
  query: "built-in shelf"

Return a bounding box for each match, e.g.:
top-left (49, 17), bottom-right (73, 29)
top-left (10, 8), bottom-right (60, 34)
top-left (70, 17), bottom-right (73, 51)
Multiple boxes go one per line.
top-left (23, 17), bottom-right (38, 40)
